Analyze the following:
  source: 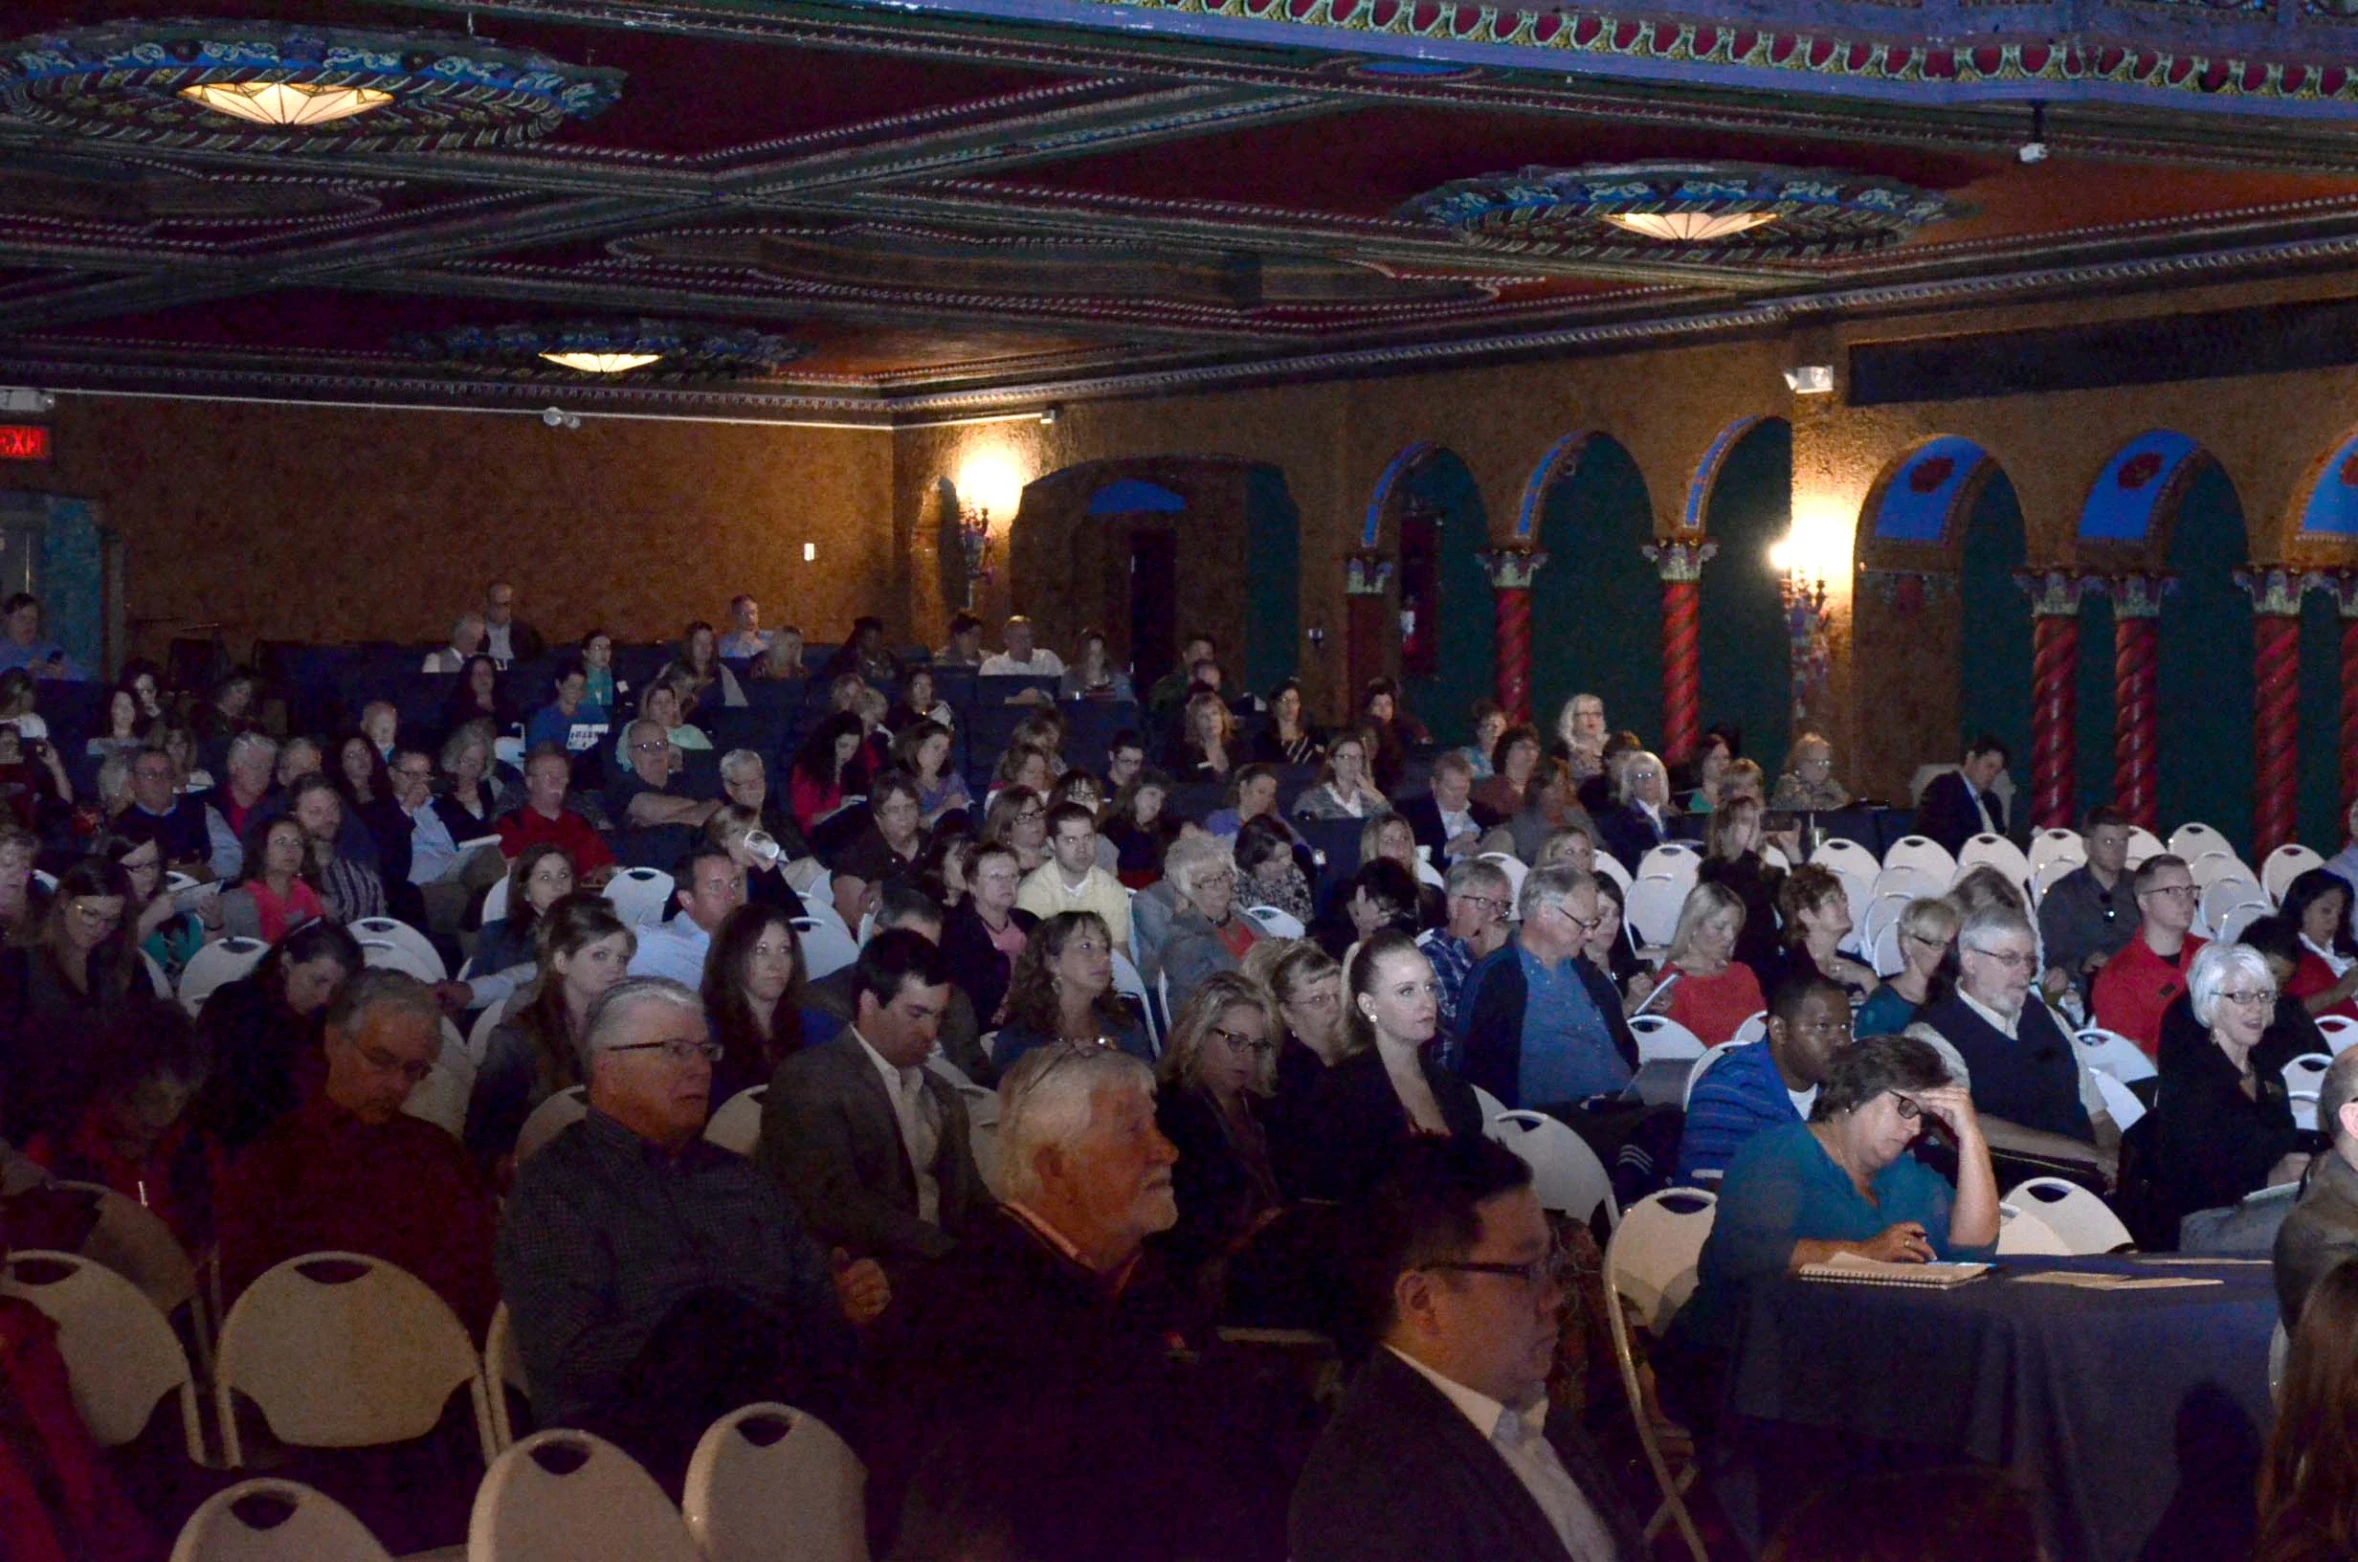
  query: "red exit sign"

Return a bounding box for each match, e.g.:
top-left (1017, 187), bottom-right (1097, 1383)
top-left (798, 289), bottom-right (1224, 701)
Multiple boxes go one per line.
top-left (0, 426), bottom-right (49, 462)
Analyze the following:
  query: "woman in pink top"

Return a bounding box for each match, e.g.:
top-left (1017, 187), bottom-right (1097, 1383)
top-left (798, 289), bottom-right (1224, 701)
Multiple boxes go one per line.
top-left (223, 815), bottom-right (325, 943)
top-left (1647, 881), bottom-right (1766, 1046)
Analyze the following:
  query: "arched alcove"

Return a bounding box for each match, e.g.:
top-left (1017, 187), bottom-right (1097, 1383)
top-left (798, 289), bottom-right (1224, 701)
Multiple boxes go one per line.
top-left (1696, 417), bottom-right (1793, 778)
top-left (1392, 449), bottom-right (1492, 745)
top-left (1528, 435), bottom-right (1659, 747)
top-left (2291, 428), bottom-right (2358, 847)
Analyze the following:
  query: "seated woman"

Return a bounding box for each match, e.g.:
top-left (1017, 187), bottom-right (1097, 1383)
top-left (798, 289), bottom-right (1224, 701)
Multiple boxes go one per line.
top-left (468, 844), bottom-right (575, 1008)
top-left (1472, 723), bottom-right (1544, 822)
top-left (1358, 678), bottom-right (1426, 796)
top-left (23, 1001), bottom-right (214, 1252)
top-left (84, 684), bottom-right (147, 765)
top-left (219, 815), bottom-right (326, 945)
top-left (1681, 729), bottom-right (1734, 816)
top-left (1206, 763), bottom-right (1290, 841)
top-left (830, 770), bottom-right (928, 928)
top-left (1235, 814), bottom-right (1313, 925)
top-left (1059, 628), bottom-right (1136, 703)
top-left (1593, 748), bottom-right (1679, 870)
top-left (981, 784), bottom-right (1049, 877)
top-left (2281, 869), bottom-right (2358, 1022)
top-left (437, 719), bottom-right (515, 835)
top-left (1585, 874), bottom-right (1655, 1012)
top-left (578, 627), bottom-right (631, 712)
top-left (1250, 680), bottom-right (1324, 769)
top-left (1646, 882), bottom-right (1767, 1047)
top-left (1154, 971), bottom-right (1283, 1300)
top-left (1290, 733), bottom-right (1388, 822)
top-left (701, 904), bottom-right (825, 1104)
top-left (440, 654), bottom-right (510, 739)
top-left (1697, 797), bottom-right (1784, 972)
top-left (940, 841), bottom-right (1036, 1029)
top-left (748, 625), bottom-right (807, 682)
top-left (1755, 864), bottom-right (1881, 1005)
top-left (1287, 927), bottom-right (1482, 1202)
top-left (1317, 856), bottom-right (1422, 961)
top-left (1161, 833), bottom-right (1261, 1014)
top-left (886, 667), bottom-right (956, 735)
top-left (667, 620), bottom-right (747, 711)
top-left (1855, 896), bottom-right (1958, 1037)
top-left (2152, 941), bottom-right (2310, 1241)
top-left (890, 719), bottom-right (972, 827)
top-left (195, 920), bottom-right (364, 1155)
top-left (0, 822), bottom-right (46, 943)
top-left (1104, 769), bottom-right (1177, 887)
top-left (788, 712), bottom-right (868, 835)
top-left (101, 820), bottom-right (208, 982)
top-left (467, 894), bottom-right (634, 1173)
top-left (991, 910), bottom-right (1152, 1068)
top-left (1164, 692), bottom-right (1238, 785)
top-left (1668, 1033), bottom-right (1998, 1361)
top-left (989, 742), bottom-right (1056, 810)
top-left (1457, 701), bottom-right (1506, 783)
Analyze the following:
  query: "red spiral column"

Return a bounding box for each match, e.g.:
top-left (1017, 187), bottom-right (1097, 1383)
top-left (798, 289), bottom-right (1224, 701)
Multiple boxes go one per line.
top-left (2318, 571), bottom-right (2358, 827)
top-left (2016, 570), bottom-right (2093, 832)
top-left (1343, 551), bottom-right (1394, 714)
top-left (2108, 572), bottom-right (2167, 834)
top-left (1644, 540), bottom-right (1716, 766)
top-left (1478, 546), bottom-right (1549, 725)
top-left (2238, 567), bottom-right (2309, 862)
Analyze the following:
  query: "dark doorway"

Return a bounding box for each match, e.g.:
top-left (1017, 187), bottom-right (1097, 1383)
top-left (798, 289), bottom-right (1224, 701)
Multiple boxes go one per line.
top-left (1129, 531), bottom-right (1179, 688)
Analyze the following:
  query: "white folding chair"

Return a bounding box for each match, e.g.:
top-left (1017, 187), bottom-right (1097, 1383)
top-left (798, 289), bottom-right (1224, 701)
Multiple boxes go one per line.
top-left (2074, 1027), bottom-right (2157, 1084)
top-left (1870, 919), bottom-right (1903, 978)
top-left (793, 917), bottom-right (860, 982)
top-left (169, 1478), bottom-right (394, 1562)
top-left (2027, 828), bottom-right (2089, 880)
top-left (2284, 1051), bottom-right (2335, 1097)
top-left (1821, 863), bottom-right (1873, 944)
top-left (350, 917), bottom-right (446, 982)
top-left (469, 1428), bottom-right (701, 1562)
top-left (683, 1403), bottom-right (869, 1562)
top-left (1856, 891), bottom-right (1915, 956)
top-left (485, 1302), bottom-right (531, 1452)
top-left (213, 1251), bottom-right (494, 1468)
top-left (2006, 1177), bottom-right (2133, 1254)
top-left (603, 866), bottom-right (676, 927)
top-left (1471, 1083), bottom-right (1509, 1127)
top-left (1589, 851), bottom-right (1632, 898)
top-left (2264, 843), bottom-right (2327, 906)
top-left (1995, 1203), bottom-right (2074, 1257)
top-left (2189, 852), bottom-right (2255, 893)
top-left (960, 1079), bottom-right (1005, 1199)
top-left (1682, 1037), bottom-right (1753, 1109)
top-left (704, 1085), bottom-right (768, 1156)
top-left (401, 1018), bottom-right (475, 1138)
top-left (1, 1249), bottom-right (206, 1462)
top-left (1730, 1010), bottom-right (1768, 1046)
top-left (2317, 1014), bottom-right (2358, 1056)
top-left (1624, 875), bottom-right (1688, 950)
top-left (480, 874), bottom-right (512, 927)
top-left (1957, 833), bottom-right (2031, 886)
top-left (1478, 851), bottom-right (1529, 911)
top-left (1637, 841), bottom-right (1700, 874)
top-left (1111, 950), bottom-right (1158, 1046)
top-left (2169, 822), bottom-right (2230, 862)
top-left (1628, 1013), bottom-right (1705, 1064)
top-left (1875, 863), bottom-right (1948, 903)
top-left (178, 936), bottom-right (269, 1015)
top-left (1604, 1189), bottom-right (1716, 1562)
top-left (1240, 904), bottom-right (1305, 940)
top-left (2125, 827), bottom-right (2165, 868)
top-left (1490, 1110), bottom-right (1617, 1228)
top-left (141, 949), bottom-right (173, 999)
top-left (514, 1085), bottom-right (589, 1165)
top-left (1883, 835), bottom-right (1958, 882)
top-left (2195, 875), bottom-right (2264, 933)
top-left (1810, 837), bottom-right (1883, 881)
top-left (2294, 1091), bottom-right (2322, 1134)
top-left (357, 938), bottom-right (440, 984)
top-left (2271, 1320), bottom-right (2290, 1406)
top-left (2029, 854), bottom-right (2084, 909)
top-left (1759, 842), bottom-right (1791, 871)
top-left (2091, 1068), bottom-right (2147, 1133)
top-left (467, 994), bottom-right (513, 1065)
top-left (2213, 899), bottom-right (2271, 947)
top-left (47, 1177), bottom-right (199, 1318)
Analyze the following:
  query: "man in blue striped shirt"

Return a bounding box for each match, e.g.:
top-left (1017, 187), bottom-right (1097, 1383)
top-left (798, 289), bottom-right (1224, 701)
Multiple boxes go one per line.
top-left (1675, 975), bottom-right (1852, 1186)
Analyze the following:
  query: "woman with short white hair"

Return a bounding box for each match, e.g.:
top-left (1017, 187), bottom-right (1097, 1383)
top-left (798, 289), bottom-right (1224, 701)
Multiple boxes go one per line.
top-left (2153, 940), bottom-right (2310, 1241)
top-left (1160, 834), bottom-right (1259, 1013)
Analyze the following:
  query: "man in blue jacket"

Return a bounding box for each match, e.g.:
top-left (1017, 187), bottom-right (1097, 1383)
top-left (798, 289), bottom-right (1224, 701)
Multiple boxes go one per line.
top-left (1457, 864), bottom-right (1637, 1112)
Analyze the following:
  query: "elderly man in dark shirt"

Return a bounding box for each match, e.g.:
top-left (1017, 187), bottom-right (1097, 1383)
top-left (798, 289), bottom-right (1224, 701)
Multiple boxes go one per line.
top-left (495, 977), bottom-right (889, 1489)
top-left (2037, 806), bottom-right (2138, 1001)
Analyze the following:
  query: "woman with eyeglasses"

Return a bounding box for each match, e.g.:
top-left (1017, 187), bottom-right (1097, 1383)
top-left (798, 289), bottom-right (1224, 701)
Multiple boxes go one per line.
top-left (1290, 734), bottom-right (1388, 822)
top-left (99, 819), bottom-right (209, 982)
top-left (982, 784), bottom-right (1049, 876)
top-left (1154, 971), bottom-right (1284, 1299)
top-left (0, 859), bottom-right (142, 1143)
top-left (1161, 834), bottom-right (1261, 1015)
top-left (990, 911), bottom-right (1151, 1069)
top-left (219, 815), bottom-right (325, 945)
top-left (1594, 747), bottom-right (1677, 871)
top-left (467, 893), bottom-right (634, 1174)
top-left (1584, 874), bottom-right (1653, 1011)
top-left (2152, 941), bottom-right (2310, 1244)
top-left (1645, 882), bottom-right (1766, 1047)
top-left (1854, 896), bottom-right (1959, 1038)
top-left (941, 841), bottom-right (1037, 1029)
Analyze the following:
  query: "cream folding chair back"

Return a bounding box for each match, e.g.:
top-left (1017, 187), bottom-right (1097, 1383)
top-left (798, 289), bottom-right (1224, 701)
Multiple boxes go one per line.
top-left (213, 1252), bottom-right (493, 1468)
top-left (2124, 827), bottom-right (2165, 867)
top-left (1957, 832), bottom-right (2031, 886)
top-left (1995, 1203), bottom-right (2074, 1257)
top-left (1, 1249), bottom-right (206, 1462)
top-left (401, 1018), bottom-right (476, 1138)
top-left (350, 917), bottom-right (447, 982)
top-left (1489, 1110), bottom-right (1617, 1230)
top-left (602, 866), bottom-right (676, 927)
top-left (480, 874), bottom-right (511, 927)
top-left (2090, 1069), bottom-right (2147, 1134)
top-left (466, 995), bottom-right (512, 1066)
top-left (178, 936), bottom-right (269, 1015)
top-left (1471, 1083), bottom-right (1509, 1131)
top-left (1623, 875), bottom-right (1688, 950)
top-left (1589, 850), bottom-right (1633, 898)
top-left (169, 1478), bottom-right (394, 1562)
top-left (2264, 843), bottom-right (2326, 906)
top-left (704, 1085), bottom-right (768, 1156)
top-left (793, 917), bottom-right (860, 981)
top-left (484, 1302), bottom-right (532, 1452)
top-left (2167, 821), bottom-right (2230, 863)
top-left (1240, 904), bottom-right (1305, 940)
top-left (1604, 1188), bottom-right (1717, 1562)
top-left (2072, 1027), bottom-right (2157, 1085)
top-left (2026, 828), bottom-right (2088, 880)
top-left (1882, 834), bottom-right (1958, 882)
top-left (683, 1403), bottom-right (870, 1562)
top-left (1636, 843), bottom-right (1700, 892)
top-left (1681, 1037), bottom-right (1753, 1110)
top-left (1873, 863), bottom-right (1947, 904)
top-left (2284, 1052), bottom-right (2335, 1098)
top-left (1628, 1013), bottom-right (1705, 1065)
top-left (469, 1428), bottom-right (701, 1562)
top-left (47, 1178), bottom-right (199, 1318)
top-left (1810, 836), bottom-right (1883, 885)
top-left (2317, 1014), bottom-right (2358, 1055)
top-left (2006, 1177), bottom-right (2133, 1255)
top-left (514, 1085), bottom-right (590, 1165)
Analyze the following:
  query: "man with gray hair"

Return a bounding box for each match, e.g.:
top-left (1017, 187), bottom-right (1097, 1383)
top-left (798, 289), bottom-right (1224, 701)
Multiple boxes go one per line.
top-left (498, 977), bottom-right (887, 1489)
top-left (2277, 1048), bottom-right (2358, 1325)
top-left (215, 969), bottom-right (498, 1331)
top-left (422, 612), bottom-right (487, 674)
top-left (1429, 856), bottom-right (1514, 1049)
top-left (1458, 863), bottom-right (1636, 1113)
top-left (202, 728), bottom-right (281, 878)
top-left (1908, 903), bottom-right (2118, 1188)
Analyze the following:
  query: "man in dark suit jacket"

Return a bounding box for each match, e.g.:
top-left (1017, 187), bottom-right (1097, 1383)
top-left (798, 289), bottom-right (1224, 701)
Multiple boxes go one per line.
top-left (1400, 751), bottom-right (1502, 866)
top-left (1291, 1135), bottom-right (1644, 1562)
top-left (1916, 734), bottom-right (2011, 857)
top-left (759, 929), bottom-right (989, 1272)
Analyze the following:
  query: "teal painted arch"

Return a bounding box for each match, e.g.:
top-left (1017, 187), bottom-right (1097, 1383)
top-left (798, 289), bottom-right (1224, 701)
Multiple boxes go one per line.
top-left (1685, 416), bottom-right (1764, 536)
top-left (1696, 418), bottom-right (1794, 776)
top-left (1396, 449), bottom-right (1494, 746)
top-left (1530, 435), bottom-right (1660, 747)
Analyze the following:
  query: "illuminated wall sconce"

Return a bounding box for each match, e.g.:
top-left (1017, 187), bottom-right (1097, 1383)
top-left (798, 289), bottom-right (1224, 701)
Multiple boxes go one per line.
top-left (1782, 365), bottom-right (1836, 395)
top-left (1768, 533), bottom-right (1833, 722)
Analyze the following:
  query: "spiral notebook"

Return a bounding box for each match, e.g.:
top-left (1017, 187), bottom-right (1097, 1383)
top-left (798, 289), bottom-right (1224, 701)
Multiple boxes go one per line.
top-left (1798, 1253), bottom-right (1991, 1288)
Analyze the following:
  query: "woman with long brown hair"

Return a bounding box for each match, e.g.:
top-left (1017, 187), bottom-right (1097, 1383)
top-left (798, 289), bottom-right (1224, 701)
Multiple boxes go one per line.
top-left (2260, 1257), bottom-right (2358, 1562)
top-left (700, 903), bottom-right (819, 1102)
top-left (466, 894), bottom-right (633, 1170)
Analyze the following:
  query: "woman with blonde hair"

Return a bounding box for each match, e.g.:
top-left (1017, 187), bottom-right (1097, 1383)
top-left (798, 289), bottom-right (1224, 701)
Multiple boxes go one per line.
top-left (1855, 896), bottom-right (1959, 1035)
top-left (1165, 691), bottom-right (1237, 784)
top-left (1155, 971), bottom-right (1284, 1293)
top-left (1647, 880), bottom-right (1766, 1046)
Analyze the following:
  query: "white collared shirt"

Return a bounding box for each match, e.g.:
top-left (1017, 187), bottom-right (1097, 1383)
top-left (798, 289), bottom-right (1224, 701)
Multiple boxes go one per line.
top-left (854, 1028), bottom-right (941, 1225)
top-left (1386, 1348), bottom-right (1619, 1559)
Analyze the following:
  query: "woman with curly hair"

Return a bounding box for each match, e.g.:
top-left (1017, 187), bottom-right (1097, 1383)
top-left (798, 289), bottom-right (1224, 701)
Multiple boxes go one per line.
top-left (989, 910), bottom-right (1151, 1069)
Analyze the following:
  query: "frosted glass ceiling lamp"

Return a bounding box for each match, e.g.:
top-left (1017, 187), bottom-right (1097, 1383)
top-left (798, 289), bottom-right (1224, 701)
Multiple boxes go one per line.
top-left (177, 81), bottom-right (393, 127)
top-left (538, 350), bottom-right (665, 374)
top-left (1603, 210), bottom-right (1776, 243)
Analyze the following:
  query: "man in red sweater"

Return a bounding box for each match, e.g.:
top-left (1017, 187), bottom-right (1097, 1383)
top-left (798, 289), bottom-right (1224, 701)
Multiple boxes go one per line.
top-left (2092, 853), bottom-right (2205, 1058)
top-left (214, 968), bottom-right (498, 1337)
top-left (495, 746), bottom-right (616, 882)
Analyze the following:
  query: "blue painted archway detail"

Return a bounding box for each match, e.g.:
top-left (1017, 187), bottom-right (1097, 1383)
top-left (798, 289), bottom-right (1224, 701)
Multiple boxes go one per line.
top-left (2080, 430), bottom-right (2204, 543)
top-left (1869, 436), bottom-right (1994, 545)
top-left (1686, 417), bottom-right (1763, 535)
top-left (2299, 431), bottom-right (2358, 538)
top-left (1364, 441), bottom-right (1439, 547)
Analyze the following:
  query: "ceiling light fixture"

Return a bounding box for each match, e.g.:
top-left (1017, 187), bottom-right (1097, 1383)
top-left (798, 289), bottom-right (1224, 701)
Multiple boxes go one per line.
top-left (177, 80), bottom-right (393, 127)
top-left (1603, 210), bottom-right (1775, 243)
top-left (538, 350), bottom-right (665, 375)
top-left (406, 320), bottom-right (802, 381)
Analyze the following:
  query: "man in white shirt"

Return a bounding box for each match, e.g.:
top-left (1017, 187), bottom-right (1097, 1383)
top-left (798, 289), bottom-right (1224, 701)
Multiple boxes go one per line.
top-left (978, 615), bottom-right (1065, 678)
top-left (627, 846), bottom-right (747, 986)
top-left (1290, 1136), bottom-right (1642, 1561)
top-left (715, 594), bottom-right (771, 660)
top-left (422, 614), bottom-right (487, 674)
top-left (1014, 802), bottom-right (1131, 947)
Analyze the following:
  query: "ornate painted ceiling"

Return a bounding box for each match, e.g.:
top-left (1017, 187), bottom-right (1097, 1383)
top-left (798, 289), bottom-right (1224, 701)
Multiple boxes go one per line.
top-left (4, 0), bottom-right (2358, 422)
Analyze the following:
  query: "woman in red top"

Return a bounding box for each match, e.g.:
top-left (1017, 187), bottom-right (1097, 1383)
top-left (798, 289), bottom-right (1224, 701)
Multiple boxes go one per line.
top-left (787, 711), bottom-right (866, 834)
top-left (222, 815), bottom-right (325, 944)
top-left (23, 1003), bottom-right (214, 1252)
top-left (2282, 869), bottom-right (2358, 1021)
top-left (1648, 881), bottom-right (1766, 1046)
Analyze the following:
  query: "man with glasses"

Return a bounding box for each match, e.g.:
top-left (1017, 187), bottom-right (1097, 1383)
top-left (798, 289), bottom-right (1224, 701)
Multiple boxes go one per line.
top-left (1430, 857), bottom-right (1514, 1052)
top-left (762, 930), bottom-right (988, 1277)
top-left (499, 978), bottom-right (887, 1490)
top-left (628, 846), bottom-right (746, 986)
top-left (1291, 1135), bottom-right (1643, 1562)
top-left (1459, 864), bottom-right (1637, 1114)
top-left (387, 747), bottom-right (503, 935)
top-left (1016, 800), bottom-right (1132, 949)
top-left (607, 718), bottom-right (721, 834)
top-left (2037, 805), bottom-right (2139, 1004)
top-left (2092, 853), bottom-right (2207, 1057)
top-left (125, 743), bottom-right (211, 877)
top-left (1677, 975), bottom-right (1852, 1186)
top-left (1909, 904), bottom-right (2117, 1188)
top-left (215, 969), bottom-right (498, 1332)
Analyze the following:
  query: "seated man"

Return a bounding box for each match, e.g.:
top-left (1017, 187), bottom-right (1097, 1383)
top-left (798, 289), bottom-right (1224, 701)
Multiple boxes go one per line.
top-left (215, 970), bottom-right (498, 1333)
top-left (608, 719), bottom-right (721, 835)
top-left (715, 594), bottom-right (771, 661)
top-left (1908, 904), bottom-right (2118, 1186)
top-left (2276, 1049), bottom-right (2358, 1326)
top-left (1767, 731), bottom-right (1851, 813)
top-left (934, 611), bottom-right (985, 669)
top-left (760, 931), bottom-right (990, 1273)
top-left (1401, 752), bottom-right (1502, 867)
top-left (0, 593), bottom-right (82, 680)
top-left (496, 978), bottom-right (885, 1487)
top-left (497, 746), bottom-right (617, 880)
top-left (2036, 805), bottom-right (2138, 1002)
top-left (1429, 856), bottom-right (1514, 1050)
top-left (481, 578), bottom-right (544, 666)
top-left (1290, 1136), bottom-right (1644, 1562)
top-left (717, 748), bottom-right (815, 865)
top-left (1459, 865), bottom-right (1637, 1112)
top-left (421, 613), bottom-right (486, 674)
top-left (823, 614), bottom-right (902, 687)
top-left (978, 614), bottom-right (1065, 678)
top-left (1146, 633), bottom-right (1215, 718)
top-left (387, 749), bottom-right (505, 933)
top-left (289, 774), bottom-right (388, 924)
top-left (202, 731), bottom-right (280, 879)
top-left (1676, 975), bottom-right (1852, 1186)
top-left (125, 746), bottom-right (211, 877)
top-left (627, 846), bottom-right (746, 986)
top-left (2092, 853), bottom-right (2205, 1056)
top-left (804, 882), bottom-right (992, 1082)
top-left (522, 661), bottom-right (610, 757)
top-left (1915, 735), bottom-right (2009, 857)
top-left (1015, 802), bottom-right (1132, 950)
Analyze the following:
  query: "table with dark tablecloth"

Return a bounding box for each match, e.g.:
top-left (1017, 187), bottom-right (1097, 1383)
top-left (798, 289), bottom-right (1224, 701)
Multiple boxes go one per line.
top-left (1721, 1254), bottom-right (2276, 1562)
